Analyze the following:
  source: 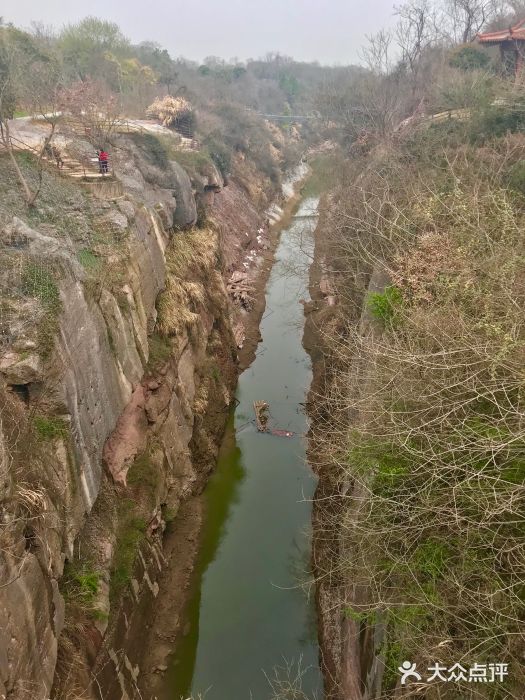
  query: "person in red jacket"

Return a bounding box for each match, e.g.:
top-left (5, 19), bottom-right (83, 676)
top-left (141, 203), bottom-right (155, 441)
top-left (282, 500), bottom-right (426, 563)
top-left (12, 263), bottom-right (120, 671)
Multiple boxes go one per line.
top-left (97, 149), bottom-right (109, 174)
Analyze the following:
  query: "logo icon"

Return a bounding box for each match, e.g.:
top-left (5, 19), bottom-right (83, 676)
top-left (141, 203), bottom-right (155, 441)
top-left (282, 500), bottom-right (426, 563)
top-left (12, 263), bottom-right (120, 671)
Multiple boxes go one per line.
top-left (399, 660), bottom-right (422, 685)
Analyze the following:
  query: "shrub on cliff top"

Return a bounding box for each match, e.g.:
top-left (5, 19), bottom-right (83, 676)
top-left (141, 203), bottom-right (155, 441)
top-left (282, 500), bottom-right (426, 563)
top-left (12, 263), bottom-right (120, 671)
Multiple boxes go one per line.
top-left (204, 137), bottom-right (232, 178)
top-left (449, 45), bottom-right (490, 72)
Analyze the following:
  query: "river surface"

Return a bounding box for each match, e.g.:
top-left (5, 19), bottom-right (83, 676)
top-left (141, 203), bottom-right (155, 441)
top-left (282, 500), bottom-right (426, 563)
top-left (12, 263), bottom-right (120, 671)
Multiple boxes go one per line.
top-left (163, 196), bottom-right (322, 700)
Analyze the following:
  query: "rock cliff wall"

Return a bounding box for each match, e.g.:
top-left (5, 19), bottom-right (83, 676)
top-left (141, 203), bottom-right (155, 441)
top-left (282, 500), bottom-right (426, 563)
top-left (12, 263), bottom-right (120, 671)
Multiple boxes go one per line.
top-left (0, 130), bottom-right (278, 700)
top-left (305, 196), bottom-right (390, 700)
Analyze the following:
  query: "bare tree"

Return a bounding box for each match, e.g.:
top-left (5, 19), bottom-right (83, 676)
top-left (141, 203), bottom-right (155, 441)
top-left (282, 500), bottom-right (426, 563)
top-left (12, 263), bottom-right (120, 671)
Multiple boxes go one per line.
top-left (360, 29), bottom-right (395, 76)
top-left (446, 0), bottom-right (502, 42)
top-left (0, 27), bottom-right (64, 206)
top-left (0, 28), bottom-right (35, 205)
top-left (395, 0), bottom-right (436, 77)
top-left (316, 32), bottom-right (407, 144)
top-left (59, 78), bottom-right (122, 147)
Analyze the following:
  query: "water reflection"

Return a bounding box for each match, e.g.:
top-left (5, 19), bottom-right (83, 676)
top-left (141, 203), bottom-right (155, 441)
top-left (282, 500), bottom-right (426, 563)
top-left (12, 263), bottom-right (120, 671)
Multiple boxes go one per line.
top-left (164, 415), bottom-right (245, 698)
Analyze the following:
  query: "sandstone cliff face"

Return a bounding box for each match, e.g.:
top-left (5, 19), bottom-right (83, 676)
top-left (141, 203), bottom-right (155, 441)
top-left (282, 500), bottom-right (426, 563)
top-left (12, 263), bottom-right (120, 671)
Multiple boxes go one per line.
top-left (0, 133), bottom-right (273, 699)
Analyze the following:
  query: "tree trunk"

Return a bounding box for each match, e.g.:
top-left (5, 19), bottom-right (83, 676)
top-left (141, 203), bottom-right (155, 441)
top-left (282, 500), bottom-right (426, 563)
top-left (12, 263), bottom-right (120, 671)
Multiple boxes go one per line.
top-left (1, 121), bottom-right (36, 206)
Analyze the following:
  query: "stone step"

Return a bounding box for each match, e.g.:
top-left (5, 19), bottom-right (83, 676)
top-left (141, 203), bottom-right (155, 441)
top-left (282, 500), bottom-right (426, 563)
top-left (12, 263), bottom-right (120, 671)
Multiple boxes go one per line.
top-left (5, 142), bottom-right (111, 181)
top-left (67, 172), bottom-right (111, 180)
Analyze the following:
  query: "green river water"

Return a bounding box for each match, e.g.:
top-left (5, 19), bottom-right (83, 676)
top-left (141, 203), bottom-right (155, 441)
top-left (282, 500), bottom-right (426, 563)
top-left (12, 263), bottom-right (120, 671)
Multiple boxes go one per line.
top-left (163, 195), bottom-right (322, 700)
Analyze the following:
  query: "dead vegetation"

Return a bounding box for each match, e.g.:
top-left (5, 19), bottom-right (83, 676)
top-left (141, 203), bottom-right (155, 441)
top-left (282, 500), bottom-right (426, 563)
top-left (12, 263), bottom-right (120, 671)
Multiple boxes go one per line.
top-left (156, 227), bottom-right (220, 337)
top-left (310, 34), bottom-right (525, 697)
top-left (314, 153), bottom-right (525, 699)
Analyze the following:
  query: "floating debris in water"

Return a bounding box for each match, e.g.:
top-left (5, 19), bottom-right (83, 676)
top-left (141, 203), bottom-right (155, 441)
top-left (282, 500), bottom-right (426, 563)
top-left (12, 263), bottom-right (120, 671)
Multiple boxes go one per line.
top-left (253, 400), bottom-right (294, 437)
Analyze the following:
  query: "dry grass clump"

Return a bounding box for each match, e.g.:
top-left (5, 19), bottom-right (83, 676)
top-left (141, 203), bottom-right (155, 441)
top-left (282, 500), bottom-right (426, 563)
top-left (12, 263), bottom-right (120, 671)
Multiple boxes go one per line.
top-left (192, 380), bottom-right (209, 415)
top-left (156, 228), bottom-right (219, 337)
top-left (146, 95), bottom-right (195, 134)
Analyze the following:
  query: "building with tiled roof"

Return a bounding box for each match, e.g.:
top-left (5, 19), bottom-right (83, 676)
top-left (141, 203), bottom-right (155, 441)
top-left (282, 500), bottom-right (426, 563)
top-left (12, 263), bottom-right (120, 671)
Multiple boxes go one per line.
top-left (477, 19), bottom-right (525, 76)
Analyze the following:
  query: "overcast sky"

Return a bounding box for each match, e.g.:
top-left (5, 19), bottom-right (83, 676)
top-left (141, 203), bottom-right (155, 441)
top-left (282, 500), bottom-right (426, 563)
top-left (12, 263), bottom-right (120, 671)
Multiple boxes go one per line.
top-left (5, 0), bottom-right (399, 65)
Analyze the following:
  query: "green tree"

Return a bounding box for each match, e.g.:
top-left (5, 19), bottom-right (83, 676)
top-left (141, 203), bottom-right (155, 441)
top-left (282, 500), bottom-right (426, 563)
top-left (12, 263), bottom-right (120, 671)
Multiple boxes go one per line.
top-left (59, 16), bottom-right (129, 86)
top-left (135, 41), bottom-right (179, 93)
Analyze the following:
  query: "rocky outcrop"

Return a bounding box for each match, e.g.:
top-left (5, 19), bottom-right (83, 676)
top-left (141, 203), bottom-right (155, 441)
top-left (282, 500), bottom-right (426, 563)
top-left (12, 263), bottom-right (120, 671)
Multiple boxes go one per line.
top-left (0, 384), bottom-right (66, 700)
top-left (114, 135), bottom-right (198, 229)
top-left (169, 161), bottom-right (198, 228)
top-left (0, 546), bottom-right (59, 699)
top-left (0, 352), bottom-right (42, 384)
